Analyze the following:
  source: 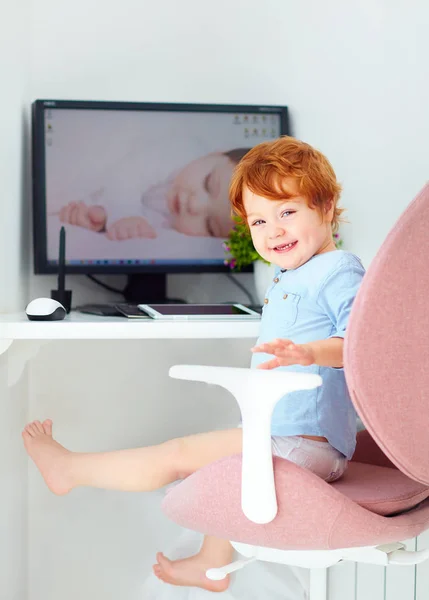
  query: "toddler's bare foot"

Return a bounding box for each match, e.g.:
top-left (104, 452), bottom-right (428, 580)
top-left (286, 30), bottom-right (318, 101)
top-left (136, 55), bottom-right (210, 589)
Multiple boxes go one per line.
top-left (22, 420), bottom-right (75, 495)
top-left (153, 552), bottom-right (230, 592)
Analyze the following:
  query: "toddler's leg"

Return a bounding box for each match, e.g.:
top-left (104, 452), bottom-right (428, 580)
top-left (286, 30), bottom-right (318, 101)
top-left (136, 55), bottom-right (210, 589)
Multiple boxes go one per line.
top-left (23, 420), bottom-right (240, 592)
top-left (153, 535), bottom-right (233, 593)
top-left (22, 419), bottom-right (242, 495)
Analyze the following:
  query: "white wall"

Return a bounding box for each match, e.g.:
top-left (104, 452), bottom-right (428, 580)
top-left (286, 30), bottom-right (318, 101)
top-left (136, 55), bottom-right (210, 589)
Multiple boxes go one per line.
top-left (0, 352), bottom-right (29, 600)
top-left (0, 0), bottom-right (31, 313)
top-left (0, 6), bottom-right (31, 598)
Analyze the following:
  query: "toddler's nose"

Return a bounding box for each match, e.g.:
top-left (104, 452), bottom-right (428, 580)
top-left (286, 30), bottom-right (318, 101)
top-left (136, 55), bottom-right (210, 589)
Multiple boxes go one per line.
top-left (268, 224), bottom-right (285, 239)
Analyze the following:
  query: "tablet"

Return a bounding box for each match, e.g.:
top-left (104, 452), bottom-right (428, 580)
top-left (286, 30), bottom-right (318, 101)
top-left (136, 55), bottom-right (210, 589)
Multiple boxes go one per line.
top-left (137, 303), bottom-right (261, 320)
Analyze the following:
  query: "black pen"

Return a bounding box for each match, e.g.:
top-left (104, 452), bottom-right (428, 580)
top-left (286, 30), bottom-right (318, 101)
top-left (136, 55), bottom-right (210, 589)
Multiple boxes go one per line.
top-left (58, 226), bottom-right (65, 292)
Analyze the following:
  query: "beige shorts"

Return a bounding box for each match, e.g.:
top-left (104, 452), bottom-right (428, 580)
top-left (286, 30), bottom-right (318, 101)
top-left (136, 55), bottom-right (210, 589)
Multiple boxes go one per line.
top-left (271, 434), bottom-right (348, 483)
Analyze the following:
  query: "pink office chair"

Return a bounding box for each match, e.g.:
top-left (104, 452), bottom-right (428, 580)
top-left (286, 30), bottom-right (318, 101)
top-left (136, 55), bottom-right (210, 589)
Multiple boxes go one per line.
top-left (162, 183), bottom-right (429, 598)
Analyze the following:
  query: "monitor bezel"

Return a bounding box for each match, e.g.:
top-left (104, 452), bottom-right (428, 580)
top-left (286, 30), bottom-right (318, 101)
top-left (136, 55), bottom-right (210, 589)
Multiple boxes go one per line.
top-left (32, 99), bottom-right (289, 275)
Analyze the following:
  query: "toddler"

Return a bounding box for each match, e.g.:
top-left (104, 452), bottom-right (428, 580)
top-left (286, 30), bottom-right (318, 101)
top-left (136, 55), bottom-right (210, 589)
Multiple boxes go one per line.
top-left (23, 136), bottom-right (365, 593)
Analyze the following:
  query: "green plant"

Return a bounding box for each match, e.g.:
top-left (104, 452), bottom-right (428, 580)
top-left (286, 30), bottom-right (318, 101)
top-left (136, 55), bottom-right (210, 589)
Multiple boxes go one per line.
top-left (223, 217), bottom-right (344, 271)
top-left (222, 217), bottom-right (267, 271)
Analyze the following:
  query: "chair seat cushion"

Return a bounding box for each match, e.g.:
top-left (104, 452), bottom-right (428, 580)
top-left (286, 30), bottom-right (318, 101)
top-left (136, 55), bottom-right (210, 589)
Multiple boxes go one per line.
top-left (328, 462), bottom-right (429, 515)
top-left (162, 455), bottom-right (429, 550)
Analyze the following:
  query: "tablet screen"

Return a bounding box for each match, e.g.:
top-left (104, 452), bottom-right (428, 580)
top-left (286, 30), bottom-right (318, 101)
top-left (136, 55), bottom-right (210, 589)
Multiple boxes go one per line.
top-left (147, 304), bottom-right (254, 316)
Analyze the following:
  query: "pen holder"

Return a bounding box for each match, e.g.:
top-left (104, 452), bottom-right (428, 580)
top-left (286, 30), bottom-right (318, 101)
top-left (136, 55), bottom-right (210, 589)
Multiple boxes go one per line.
top-left (51, 289), bottom-right (72, 313)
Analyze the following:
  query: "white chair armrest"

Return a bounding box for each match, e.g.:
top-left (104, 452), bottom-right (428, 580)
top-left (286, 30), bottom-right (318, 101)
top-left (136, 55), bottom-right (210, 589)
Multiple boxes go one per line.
top-left (169, 365), bottom-right (322, 524)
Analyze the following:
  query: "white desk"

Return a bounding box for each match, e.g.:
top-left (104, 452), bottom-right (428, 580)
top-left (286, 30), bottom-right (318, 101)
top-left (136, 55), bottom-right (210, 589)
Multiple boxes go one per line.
top-left (0, 311), bottom-right (260, 386)
top-left (0, 311), bottom-right (260, 343)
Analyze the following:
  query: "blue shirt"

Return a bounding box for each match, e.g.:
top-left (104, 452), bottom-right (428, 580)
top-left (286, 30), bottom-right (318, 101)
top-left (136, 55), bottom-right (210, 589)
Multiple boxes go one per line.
top-left (251, 250), bottom-right (365, 459)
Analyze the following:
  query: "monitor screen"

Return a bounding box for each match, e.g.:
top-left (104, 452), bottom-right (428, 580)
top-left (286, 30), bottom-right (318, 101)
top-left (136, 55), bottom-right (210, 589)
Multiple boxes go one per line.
top-left (32, 100), bottom-right (288, 274)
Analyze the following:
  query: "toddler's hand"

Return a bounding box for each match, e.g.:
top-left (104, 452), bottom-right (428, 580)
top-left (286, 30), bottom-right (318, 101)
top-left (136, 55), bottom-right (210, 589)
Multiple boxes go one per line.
top-left (251, 338), bottom-right (315, 369)
top-left (106, 217), bottom-right (157, 241)
top-left (59, 202), bottom-right (107, 232)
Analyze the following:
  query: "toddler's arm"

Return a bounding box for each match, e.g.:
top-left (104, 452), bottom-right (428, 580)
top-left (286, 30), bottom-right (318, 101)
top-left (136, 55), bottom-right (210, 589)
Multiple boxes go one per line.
top-left (251, 337), bottom-right (343, 369)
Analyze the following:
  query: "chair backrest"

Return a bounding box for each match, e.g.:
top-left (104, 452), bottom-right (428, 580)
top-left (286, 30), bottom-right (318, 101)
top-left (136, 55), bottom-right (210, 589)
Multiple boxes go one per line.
top-left (344, 183), bottom-right (429, 485)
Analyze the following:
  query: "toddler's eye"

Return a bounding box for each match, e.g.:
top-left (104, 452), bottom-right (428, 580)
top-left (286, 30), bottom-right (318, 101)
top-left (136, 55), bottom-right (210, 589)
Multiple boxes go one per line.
top-left (281, 210), bottom-right (295, 218)
top-left (251, 219), bottom-right (265, 226)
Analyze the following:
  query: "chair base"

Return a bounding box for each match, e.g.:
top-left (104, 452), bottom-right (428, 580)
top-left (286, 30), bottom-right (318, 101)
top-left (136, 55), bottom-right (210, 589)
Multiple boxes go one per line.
top-left (205, 540), bottom-right (429, 580)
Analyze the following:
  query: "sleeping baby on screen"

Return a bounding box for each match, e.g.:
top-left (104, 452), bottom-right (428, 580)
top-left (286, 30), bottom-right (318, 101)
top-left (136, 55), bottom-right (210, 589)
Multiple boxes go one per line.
top-left (56, 148), bottom-right (250, 240)
top-left (24, 136), bottom-right (365, 593)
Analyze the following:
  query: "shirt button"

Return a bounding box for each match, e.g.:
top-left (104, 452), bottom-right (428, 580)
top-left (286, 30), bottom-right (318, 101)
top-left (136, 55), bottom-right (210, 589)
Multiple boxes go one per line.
top-left (264, 298), bottom-right (269, 304)
top-left (283, 294), bottom-right (288, 300)
top-left (273, 277), bottom-right (279, 283)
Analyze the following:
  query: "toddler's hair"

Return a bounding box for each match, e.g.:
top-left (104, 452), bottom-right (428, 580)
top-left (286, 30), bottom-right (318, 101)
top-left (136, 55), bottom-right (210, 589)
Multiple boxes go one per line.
top-left (229, 136), bottom-right (344, 232)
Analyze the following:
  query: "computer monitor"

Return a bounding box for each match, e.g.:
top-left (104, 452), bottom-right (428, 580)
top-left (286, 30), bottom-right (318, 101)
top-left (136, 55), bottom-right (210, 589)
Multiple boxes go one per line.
top-left (32, 99), bottom-right (288, 301)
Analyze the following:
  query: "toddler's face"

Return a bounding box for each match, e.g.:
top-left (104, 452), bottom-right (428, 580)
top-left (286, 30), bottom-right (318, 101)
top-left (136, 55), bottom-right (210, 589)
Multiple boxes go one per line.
top-left (243, 178), bottom-right (336, 270)
top-left (167, 153), bottom-right (235, 238)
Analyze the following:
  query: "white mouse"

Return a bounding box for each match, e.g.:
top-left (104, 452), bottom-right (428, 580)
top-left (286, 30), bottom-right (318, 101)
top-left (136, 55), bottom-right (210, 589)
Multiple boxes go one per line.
top-left (25, 298), bottom-right (66, 321)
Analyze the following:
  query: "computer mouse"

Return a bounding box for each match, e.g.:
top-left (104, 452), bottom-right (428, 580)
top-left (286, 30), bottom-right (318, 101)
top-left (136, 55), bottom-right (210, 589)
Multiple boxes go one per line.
top-left (25, 298), bottom-right (66, 321)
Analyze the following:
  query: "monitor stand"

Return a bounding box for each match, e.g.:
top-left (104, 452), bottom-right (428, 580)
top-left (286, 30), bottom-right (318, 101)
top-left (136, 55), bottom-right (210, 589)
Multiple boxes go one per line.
top-left (123, 273), bottom-right (184, 304)
top-left (76, 273), bottom-right (185, 317)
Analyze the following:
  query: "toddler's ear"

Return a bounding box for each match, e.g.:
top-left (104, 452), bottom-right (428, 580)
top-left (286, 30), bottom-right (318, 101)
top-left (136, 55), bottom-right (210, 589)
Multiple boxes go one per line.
top-left (325, 199), bottom-right (335, 220)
